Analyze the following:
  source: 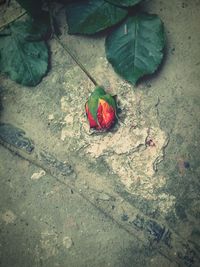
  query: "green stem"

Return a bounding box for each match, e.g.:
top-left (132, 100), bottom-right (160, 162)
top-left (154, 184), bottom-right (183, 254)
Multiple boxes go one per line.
top-left (0, 11), bottom-right (26, 31)
top-left (47, 1), bottom-right (98, 87)
top-left (54, 35), bottom-right (98, 86)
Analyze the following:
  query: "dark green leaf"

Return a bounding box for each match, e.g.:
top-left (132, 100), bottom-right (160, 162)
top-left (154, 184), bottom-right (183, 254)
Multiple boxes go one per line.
top-left (25, 16), bottom-right (51, 41)
top-left (15, 0), bottom-right (43, 18)
top-left (105, 0), bottom-right (142, 7)
top-left (65, 0), bottom-right (128, 34)
top-left (0, 28), bottom-right (11, 37)
top-left (105, 14), bottom-right (165, 84)
top-left (0, 17), bottom-right (50, 41)
top-left (91, 86), bottom-right (106, 97)
top-left (0, 20), bottom-right (49, 86)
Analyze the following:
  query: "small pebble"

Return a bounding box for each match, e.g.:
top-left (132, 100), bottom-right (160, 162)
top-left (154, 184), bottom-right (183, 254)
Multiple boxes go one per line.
top-left (48, 114), bottom-right (54, 121)
top-left (63, 236), bottom-right (73, 249)
top-left (31, 170), bottom-right (46, 180)
top-left (98, 193), bottom-right (111, 201)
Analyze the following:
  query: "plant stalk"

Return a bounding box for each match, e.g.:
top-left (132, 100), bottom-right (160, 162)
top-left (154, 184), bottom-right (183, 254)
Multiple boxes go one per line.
top-left (0, 11), bottom-right (26, 31)
top-left (47, 1), bottom-right (98, 87)
top-left (54, 35), bottom-right (98, 86)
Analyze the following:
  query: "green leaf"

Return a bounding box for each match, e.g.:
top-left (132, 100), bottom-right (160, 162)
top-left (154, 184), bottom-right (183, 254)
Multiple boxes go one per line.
top-left (65, 0), bottom-right (128, 34)
top-left (91, 86), bottom-right (106, 97)
top-left (0, 20), bottom-right (49, 86)
top-left (27, 16), bottom-right (51, 41)
top-left (105, 14), bottom-right (165, 84)
top-left (87, 86), bottom-right (106, 121)
top-left (87, 95), bottom-right (99, 122)
top-left (0, 17), bottom-right (50, 41)
top-left (105, 0), bottom-right (142, 7)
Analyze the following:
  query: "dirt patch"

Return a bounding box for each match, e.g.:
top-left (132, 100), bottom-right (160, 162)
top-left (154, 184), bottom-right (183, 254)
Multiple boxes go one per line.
top-left (1, 210), bottom-right (17, 224)
top-left (58, 56), bottom-right (176, 214)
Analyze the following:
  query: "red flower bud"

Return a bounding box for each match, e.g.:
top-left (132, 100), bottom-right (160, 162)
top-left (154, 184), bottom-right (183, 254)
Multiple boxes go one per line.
top-left (85, 86), bottom-right (117, 130)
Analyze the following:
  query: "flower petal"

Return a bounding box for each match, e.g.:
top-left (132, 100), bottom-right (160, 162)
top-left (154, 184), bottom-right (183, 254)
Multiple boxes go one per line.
top-left (97, 99), bottom-right (115, 129)
top-left (85, 102), bottom-right (98, 128)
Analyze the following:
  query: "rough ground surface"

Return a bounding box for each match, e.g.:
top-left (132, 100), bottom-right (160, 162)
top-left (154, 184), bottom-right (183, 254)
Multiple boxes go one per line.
top-left (0, 0), bottom-right (200, 267)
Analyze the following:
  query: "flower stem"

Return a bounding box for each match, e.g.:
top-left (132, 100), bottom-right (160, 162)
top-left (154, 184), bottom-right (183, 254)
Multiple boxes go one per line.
top-left (47, 2), bottom-right (98, 87)
top-left (0, 11), bottom-right (26, 31)
top-left (54, 35), bottom-right (98, 86)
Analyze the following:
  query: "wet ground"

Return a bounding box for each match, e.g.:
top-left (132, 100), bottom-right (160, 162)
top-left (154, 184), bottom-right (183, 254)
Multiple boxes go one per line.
top-left (0, 0), bottom-right (200, 266)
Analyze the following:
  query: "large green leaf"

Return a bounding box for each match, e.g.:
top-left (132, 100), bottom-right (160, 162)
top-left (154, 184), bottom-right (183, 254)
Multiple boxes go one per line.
top-left (105, 0), bottom-right (142, 7)
top-left (7, 17), bottom-right (51, 41)
top-left (65, 0), bottom-right (128, 34)
top-left (0, 20), bottom-right (49, 86)
top-left (105, 14), bottom-right (165, 84)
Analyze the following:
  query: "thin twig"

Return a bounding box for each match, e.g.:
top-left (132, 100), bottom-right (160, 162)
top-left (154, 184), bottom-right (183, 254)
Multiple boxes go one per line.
top-left (55, 35), bottom-right (98, 86)
top-left (0, 11), bottom-right (26, 31)
top-left (47, 0), bottom-right (98, 87)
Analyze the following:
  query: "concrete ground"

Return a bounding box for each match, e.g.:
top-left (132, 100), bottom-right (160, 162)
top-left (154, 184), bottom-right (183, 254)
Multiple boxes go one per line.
top-left (0, 0), bottom-right (200, 266)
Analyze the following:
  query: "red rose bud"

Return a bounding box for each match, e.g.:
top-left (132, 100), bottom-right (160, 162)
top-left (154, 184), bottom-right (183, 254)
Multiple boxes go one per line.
top-left (85, 86), bottom-right (117, 130)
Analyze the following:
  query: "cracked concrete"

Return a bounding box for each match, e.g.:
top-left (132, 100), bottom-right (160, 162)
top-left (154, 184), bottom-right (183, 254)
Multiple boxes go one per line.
top-left (0, 0), bottom-right (200, 266)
